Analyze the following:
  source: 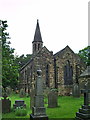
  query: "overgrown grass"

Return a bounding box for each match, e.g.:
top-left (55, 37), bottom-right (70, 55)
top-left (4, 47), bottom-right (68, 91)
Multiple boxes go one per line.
top-left (1, 93), bottom-right (84, 118)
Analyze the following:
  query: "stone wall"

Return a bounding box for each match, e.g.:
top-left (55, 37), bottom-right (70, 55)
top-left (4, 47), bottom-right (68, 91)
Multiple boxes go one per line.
top-left (19, 46), bottom-right (86, 96)
top-left (54, 46), bottom-right (86, 95)
top-left (19, 47), bottom-right (55, 93)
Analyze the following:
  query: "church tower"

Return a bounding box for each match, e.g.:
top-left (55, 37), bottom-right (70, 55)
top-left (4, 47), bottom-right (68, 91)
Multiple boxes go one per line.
top-left (32, 20), bottom-right (43, 54)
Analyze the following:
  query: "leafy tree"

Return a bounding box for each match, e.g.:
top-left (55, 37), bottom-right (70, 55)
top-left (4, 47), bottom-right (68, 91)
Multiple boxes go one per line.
top-left (0, 20), bottom-right (19, 89)
top-left (15, 54), bottom-right (32, 68)
top-left (78, 46), bottom-right (90, 66)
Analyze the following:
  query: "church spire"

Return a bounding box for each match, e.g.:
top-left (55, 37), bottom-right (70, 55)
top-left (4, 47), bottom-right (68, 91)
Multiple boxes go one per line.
top-left (33, 19), bottom-right (43, 43)
top-left (32, 20), bottom-right (43, 54)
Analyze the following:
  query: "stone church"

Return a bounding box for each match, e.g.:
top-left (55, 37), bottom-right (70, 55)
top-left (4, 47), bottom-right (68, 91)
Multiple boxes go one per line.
top-left (19, 20), bottom-right (86, 95)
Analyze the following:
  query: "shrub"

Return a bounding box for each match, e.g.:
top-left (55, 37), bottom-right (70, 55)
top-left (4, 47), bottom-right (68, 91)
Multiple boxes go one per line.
top-left (15, 107), bottom-right (27, 116)
top-left (19, 88), bottom-right (26, 98)
top-left (51, 88), bottom-right (58, 92)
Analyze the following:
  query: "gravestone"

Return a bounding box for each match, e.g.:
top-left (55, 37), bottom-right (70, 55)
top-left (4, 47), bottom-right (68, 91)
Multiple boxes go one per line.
top-left (30, 69), bottom-right (48, 120)
top-left (30, 89), bottom-right (35, 109)
top-left (48, 89), bottom-right (58, 108)
top-left (72, 83), bottom-right (80, 98)
top-left (13, 100), bottom-right (26, 109)
top-left (1, 94), bottom-right (11, 113)
top-left (19, 88), bottom-right (26, 98)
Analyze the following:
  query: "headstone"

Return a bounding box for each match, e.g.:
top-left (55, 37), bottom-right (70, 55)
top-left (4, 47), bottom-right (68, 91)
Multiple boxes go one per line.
top-left (1, 94), bottom-right (11, 113)
top-left (13, 100), bottom-right (26, 109)
top-left (30, 69), bottom-right (48, 120)
top-left (19, 88), bottom-right (26, 98)
top-left (48, 89), bottom-right (58, 108)
top-left (30, 89), bottom-right (35, 109)
top-left (72, 83), bottom-right (80, 98)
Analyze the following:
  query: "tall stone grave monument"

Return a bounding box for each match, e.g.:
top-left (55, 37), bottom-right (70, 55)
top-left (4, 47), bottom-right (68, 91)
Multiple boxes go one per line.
top-left (30, 69), bottom-right (48, 120)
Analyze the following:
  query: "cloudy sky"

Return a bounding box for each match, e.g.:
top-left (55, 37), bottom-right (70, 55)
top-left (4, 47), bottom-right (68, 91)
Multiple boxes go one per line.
top-left (0, 0), bottom-right (89, 56)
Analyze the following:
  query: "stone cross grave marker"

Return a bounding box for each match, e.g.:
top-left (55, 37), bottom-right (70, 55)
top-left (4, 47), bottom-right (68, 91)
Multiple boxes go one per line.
top-left (1, 93), bottom-right (11, 113)
top-left (81, 84), bottom-right (90, 106)
top-left (48, 89), bottom-right (58, 108)
top-left (76, 84), bottom-right (90, 119)
top-left (30, 69), bottom-right (48, 120)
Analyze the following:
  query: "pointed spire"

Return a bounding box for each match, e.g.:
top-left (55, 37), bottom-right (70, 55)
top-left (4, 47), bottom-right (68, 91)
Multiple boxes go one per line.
top-left (32, 19), bottom-right (43, 43)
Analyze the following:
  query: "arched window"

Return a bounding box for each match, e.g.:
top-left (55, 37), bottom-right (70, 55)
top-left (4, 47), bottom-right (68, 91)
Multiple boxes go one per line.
top-left (38, 44), bottom-right (40, 50)
top-left (46, 64), bottom-right (49, 87)
top-left (34, 44), bottom-right (36, 51)
top-left (64, 60), bottom-right (73, 85)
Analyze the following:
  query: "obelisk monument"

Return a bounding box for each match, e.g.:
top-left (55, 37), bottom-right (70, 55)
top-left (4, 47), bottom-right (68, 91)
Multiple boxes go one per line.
top-left (30, 69), bottom-right (48, 120)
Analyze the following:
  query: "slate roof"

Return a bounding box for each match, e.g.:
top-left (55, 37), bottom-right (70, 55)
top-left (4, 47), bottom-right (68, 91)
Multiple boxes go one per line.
top-left (54, 45), bottom-right (75, 57)
top-left (20, 46), bottom-right (51, 71)
top-left (54, 45), bottom-right (86, 67)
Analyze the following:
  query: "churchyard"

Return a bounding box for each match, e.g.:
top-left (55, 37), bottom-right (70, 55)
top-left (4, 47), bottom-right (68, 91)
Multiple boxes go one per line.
top-left (1, 2), bottom-right (90, 118)
top-left (0, 67), bottom-right (90, 119)
top-left (1, 93), bottom-right (84, 119)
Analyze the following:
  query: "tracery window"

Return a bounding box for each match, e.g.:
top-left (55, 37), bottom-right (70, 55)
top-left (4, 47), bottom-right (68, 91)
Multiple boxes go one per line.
top-left (64, 60), bottom-right (73, 85)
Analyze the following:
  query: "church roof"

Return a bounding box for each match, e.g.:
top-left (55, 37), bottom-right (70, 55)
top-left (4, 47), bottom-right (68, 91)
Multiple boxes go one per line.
top-left (54, 45), bottom-right (74, 57)
top-left (32, 19), bottom-right (43, 43)
top-left (20, 46), bottom-right (52, 71)
top-left (54, 45), bottom-right (86, 67)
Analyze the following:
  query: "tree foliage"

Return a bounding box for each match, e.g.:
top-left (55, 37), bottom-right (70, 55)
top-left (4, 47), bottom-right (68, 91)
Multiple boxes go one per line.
top-left (15, 54), bottom-right (32, 68)
top-left (78, 46), bottom-right (90, 66)
top-left (1, 20), bottom-right (19, 89)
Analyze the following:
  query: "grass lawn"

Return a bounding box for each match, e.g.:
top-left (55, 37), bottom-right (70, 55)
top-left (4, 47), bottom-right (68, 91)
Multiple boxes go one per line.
top-left (1, 93), bottom-right (84, 119)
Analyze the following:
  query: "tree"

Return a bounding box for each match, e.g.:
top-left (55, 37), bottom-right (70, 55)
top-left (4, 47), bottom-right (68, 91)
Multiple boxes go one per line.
top-left (78, 46), bottom-right (90, 66)
top-left (0, 20), bottom-right (19, 89)
top-left (15, 54), bottom-right (32, 68)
